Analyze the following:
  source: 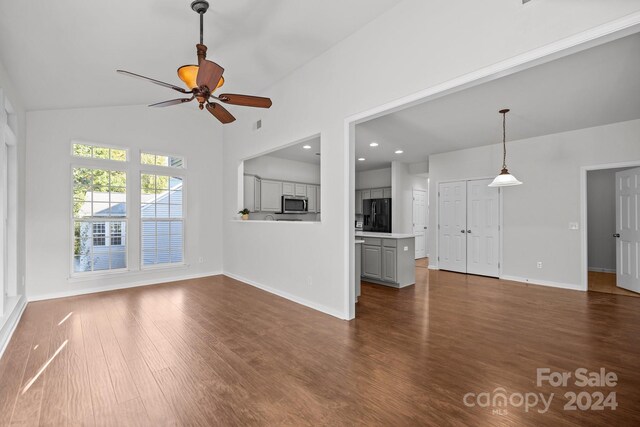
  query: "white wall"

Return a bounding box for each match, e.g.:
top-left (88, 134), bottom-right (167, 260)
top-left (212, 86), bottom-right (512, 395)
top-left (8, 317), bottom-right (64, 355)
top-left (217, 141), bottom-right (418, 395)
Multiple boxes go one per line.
top-left (244, 155), bottom-right (320, 184)
top-left (392, 161), bottom-right (428, 234)
top-left (222, 0), bottom-right (640, 318)
top-left (356, 167), bottom-right (391, 189)
top-left (25, 105), bottom-right (224, 299)
top-left (587, 168), bottom-right (630, 272)
top-left (428, 119), bottom-right (640, 289)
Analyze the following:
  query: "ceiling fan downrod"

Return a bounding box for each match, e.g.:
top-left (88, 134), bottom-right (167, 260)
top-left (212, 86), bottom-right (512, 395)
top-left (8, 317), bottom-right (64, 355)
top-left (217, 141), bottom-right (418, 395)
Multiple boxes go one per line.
top-left (191, 0), bottom-right (210, 64)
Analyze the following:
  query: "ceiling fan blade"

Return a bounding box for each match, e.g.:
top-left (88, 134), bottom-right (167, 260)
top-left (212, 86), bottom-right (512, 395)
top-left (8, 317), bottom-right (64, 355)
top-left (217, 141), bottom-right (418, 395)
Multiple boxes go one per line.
top-left (196, 60), bottom-right (224, 91)
top-left (217, 93), bottom-right (272, 108)
top-left (206, 103), bottom-right (236, 124)
top-left (149, 97), bottom-right (194, 108)
top-left (117, 70), bottom-right (190, 94)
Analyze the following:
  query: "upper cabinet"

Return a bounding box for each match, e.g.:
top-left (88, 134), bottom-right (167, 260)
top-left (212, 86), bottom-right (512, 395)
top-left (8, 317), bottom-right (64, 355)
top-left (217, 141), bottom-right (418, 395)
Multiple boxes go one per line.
top-left (371, 188), bottom-right (384, 199)
top-left (261, 180), bottom-right (283, 212)
top-left (243, 175), bottom-right (261, 212)
top-left (282, 182), bottom-right (295, 196)
top-left (307, 185), bottom-right (317, 212)
top-left (295, 184), bottom-right (307, 197)
top-left (356, 187), bottom-right (392, 215)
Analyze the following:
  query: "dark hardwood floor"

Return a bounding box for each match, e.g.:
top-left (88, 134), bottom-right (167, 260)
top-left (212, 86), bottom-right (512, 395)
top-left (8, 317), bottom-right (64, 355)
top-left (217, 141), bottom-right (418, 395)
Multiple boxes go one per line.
top-left (588, 271), bottom-right (640, 297)
top-left (1, 265), bottom-right (640, 426)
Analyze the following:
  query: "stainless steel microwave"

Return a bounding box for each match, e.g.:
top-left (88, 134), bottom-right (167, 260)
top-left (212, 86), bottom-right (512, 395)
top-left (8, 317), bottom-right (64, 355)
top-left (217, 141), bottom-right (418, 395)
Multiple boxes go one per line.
top-left (281, 196), bottom-right (308, 213)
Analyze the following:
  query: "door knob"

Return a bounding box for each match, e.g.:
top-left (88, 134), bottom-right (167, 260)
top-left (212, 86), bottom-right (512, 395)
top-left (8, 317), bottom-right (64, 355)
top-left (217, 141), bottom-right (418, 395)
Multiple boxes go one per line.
top-left (613, 233), bottom-right (620, 238)
top-left (467, 230), bottom-right (472, 234)
top-left (461, 230), bottom-right (466, 233)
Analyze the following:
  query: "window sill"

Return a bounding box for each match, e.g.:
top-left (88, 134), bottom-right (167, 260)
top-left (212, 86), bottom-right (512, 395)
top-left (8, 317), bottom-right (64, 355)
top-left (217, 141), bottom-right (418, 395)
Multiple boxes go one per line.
top-left (68, 263), bottom-right (188, 282)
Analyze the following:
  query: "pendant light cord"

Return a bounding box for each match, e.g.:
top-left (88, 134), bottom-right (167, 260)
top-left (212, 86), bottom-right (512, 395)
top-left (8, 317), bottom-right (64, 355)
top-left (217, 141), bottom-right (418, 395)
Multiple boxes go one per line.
top-left (502, 110), bottom-right (507, 170)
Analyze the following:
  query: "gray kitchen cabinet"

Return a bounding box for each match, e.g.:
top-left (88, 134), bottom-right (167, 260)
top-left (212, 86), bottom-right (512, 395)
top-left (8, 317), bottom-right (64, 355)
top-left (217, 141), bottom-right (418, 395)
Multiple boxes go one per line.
top-left (282, 182), bottom-right (295, 196)
top-left (261, 180), bottom-right (283, 212)
top-left (361, 189), bottom-right (371, 201)
top-left (295, 184), bottom-right (307, 197)
top-left (381, 247), bottom-right (397, 282)
top-left (243, 175), bottom-right (261, 212)
top-left (355, 190), bottom-right (363, 215)
top-left (359, 236), bottom-right (414, 288)
top-left (371, 188), bottom-right (384, 199)
top-left (362, 245), bottom-right (382, 279)
top-left (383, 187), bottom-right (392, 198)
top-left (307, 185), bottom-right (317, 212)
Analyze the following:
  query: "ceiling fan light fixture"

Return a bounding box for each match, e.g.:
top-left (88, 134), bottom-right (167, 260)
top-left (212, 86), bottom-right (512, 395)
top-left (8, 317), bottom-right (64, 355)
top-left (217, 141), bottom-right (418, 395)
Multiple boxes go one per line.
top-left (177, 65), bottom-right (224, 90)
top-left (489, 108), bottom-right (522, 187)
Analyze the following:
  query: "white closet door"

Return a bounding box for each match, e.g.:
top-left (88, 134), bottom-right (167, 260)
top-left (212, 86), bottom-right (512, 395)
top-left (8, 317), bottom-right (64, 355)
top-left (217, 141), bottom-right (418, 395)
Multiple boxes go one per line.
top-left (466, 179), bottom-right (500, 277)
top-left (616, 167), bottom-right (640, 293)
top-left (413, 189), bottom-right (427, 259)
top-left (438, 181), bottom-right (467, 273)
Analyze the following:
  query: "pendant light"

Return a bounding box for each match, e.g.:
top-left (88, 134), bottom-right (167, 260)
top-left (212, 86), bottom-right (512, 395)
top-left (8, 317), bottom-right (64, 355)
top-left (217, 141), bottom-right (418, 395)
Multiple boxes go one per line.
top-left (488, 109), bottom-right (522, 187)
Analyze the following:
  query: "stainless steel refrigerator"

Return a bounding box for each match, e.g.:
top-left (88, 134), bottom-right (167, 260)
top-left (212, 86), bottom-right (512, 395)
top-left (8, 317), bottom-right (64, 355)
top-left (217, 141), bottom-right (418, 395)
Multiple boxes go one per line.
top-left (363, 198), bottom-right (392, 233)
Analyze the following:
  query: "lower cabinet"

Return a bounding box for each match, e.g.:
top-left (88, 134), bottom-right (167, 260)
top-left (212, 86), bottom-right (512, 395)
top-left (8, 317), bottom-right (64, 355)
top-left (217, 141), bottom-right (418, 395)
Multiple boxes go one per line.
top-left (360, 236), bottom-right (415, 288)
top-left (362, 245), bottom-right (382, 279)
top-left (382, 247), bottom-right (397, 282)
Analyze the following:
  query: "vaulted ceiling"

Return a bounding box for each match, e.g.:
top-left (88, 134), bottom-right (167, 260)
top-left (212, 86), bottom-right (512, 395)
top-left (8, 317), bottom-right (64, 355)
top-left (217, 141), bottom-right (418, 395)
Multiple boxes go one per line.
top-left (0, 0), bottom-right (402, 110)
top-left (355, 32), bottom-right (640, 171)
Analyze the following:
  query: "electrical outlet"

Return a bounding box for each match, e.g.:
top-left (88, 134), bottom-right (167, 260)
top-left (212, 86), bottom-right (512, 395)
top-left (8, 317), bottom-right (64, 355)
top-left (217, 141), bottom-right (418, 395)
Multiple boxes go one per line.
top-left (404, 246), bottom-right (408, 251)
top-left (307, 276), bottom-right (312, 286)
top-left (569, 222), bottom-right (579, 230)
top-left (537, 262), bottom-right (543, 269)
top-left (198, 257), bottom-right (204, 263)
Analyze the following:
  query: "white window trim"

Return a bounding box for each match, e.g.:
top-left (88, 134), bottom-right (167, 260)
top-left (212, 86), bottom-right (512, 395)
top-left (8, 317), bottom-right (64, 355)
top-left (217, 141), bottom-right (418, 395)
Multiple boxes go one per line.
top-left (140, 172), bottom-right (186, 269)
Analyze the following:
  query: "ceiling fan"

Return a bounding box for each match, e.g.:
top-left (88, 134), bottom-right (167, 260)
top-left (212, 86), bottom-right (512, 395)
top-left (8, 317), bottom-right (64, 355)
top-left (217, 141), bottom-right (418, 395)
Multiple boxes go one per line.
top-left (116, 0), bottom-right (272, 124)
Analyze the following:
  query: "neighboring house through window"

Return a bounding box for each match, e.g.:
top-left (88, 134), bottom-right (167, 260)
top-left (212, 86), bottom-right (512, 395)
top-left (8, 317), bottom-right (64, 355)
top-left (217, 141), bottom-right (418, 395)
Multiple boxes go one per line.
top-left (72, 142), bottom-right (128, 273)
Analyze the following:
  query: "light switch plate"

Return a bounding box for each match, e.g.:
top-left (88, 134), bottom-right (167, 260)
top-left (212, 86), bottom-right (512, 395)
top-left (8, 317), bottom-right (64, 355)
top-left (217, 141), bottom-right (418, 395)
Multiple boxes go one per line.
top-left (404, 246), bottom-right (408, 251)
top-left (569, 222), bottom-right (579, 230)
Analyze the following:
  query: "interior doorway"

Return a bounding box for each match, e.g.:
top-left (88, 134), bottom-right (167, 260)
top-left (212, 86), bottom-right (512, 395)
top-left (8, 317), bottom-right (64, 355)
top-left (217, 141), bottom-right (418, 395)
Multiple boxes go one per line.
top-left (412, 189), bottom-right (427, 260)
top-left (586, 166), bottom-right (640, 297)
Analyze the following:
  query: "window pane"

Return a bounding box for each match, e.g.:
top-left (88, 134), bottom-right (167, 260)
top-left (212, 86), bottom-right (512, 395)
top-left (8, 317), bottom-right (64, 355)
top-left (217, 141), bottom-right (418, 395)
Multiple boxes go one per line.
top-left (141, 152), bottom-right (184, 169)
top-left (141, 172), bottom-right (183, 267)
top-left (73, 220), bottom-right (127, 273)
top-left (73, 144), bottom-right (92, 158)
top-left (110, 149), bottom-right (127, 161)
top-left (73, 143), bottom-right (127, 161)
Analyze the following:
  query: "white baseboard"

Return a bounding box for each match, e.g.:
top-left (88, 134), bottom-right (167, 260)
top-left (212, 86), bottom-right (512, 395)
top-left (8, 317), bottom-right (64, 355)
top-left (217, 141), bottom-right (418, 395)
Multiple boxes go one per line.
top-left (588, 267), bottom-right (616, 274)
top-left (223, 271), bottom-right (348, 320)
top-left (0, 295), bottom-right (27, 361)
top-left (428, 265), bottom-right (439, 271)
top-left (28, 271), bottom-right (223, 302)
top-left (500, 275), bottom-right (584, 292)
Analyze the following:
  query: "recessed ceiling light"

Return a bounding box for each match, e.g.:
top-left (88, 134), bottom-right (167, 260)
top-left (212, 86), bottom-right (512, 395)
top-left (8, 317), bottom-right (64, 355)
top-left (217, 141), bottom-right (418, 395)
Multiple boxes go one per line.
top-left (369, 142), bottom-right (379, 147)
top-left (302, 145), bottom-right (311, 149)
top-left (395, 150), bottom-right (404, 154)
top-left (358, 158), bottom-right (366, 161)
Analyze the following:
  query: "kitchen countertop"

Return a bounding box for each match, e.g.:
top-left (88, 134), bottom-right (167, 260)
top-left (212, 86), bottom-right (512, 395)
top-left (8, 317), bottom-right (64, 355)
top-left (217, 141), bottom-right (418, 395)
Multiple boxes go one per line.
top-left (355, 231), bottom-right (415, 239)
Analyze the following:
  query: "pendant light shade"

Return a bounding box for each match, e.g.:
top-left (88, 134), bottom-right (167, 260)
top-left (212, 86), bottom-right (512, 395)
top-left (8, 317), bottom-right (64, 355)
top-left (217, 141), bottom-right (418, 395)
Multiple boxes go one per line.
top-left (489, 109), bottom-right (522, 187)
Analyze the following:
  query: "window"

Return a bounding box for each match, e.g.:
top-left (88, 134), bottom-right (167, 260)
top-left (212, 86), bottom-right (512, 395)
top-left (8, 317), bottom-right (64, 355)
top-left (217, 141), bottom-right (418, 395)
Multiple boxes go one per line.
top-left (72, 167), bottom-right (127, 273)
top-left (141, 174), bottom-right (184, 266)
top-left (73, 142), bottom-right (127, 161)
top-left (141, 152), bottom-right (184, 168)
